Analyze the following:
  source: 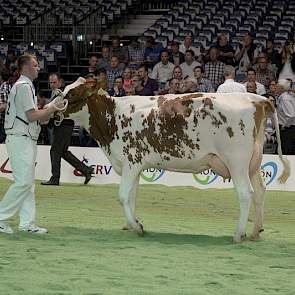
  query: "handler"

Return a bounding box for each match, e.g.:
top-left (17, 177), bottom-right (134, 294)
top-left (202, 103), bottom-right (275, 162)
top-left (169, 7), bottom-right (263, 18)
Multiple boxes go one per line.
top-left (0, 54), bottom-right (64, 234)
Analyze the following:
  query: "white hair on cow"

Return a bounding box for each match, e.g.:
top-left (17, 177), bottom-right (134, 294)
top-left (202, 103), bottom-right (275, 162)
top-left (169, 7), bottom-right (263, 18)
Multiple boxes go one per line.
top-left (277, 79), bottom-right (292, 91)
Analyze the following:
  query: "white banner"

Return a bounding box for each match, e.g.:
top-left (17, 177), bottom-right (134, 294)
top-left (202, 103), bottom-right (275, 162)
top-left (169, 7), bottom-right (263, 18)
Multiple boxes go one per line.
top-left (0, 144), bottom-right (294, 191)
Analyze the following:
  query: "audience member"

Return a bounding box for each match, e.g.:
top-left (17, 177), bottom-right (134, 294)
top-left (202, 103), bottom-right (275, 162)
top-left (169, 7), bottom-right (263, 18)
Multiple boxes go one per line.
top-left (110, 36), bottom-right (129, 65)
top-left (80, 54), bottom-right (98, 77)
top-left (144, 36), bottom-right (163, 68)
top-left (217, 65), bottom-right (246, 93)
top-left (151, 49), bottom-right (174, 90)
top-left (107, 56), bottom-right (123, 88)
top-left (204, 47), bottom-right (225, 90)
top-left (122, 67), bottom-right (133, 92)
top-left (138, 64), bottom-right (158, 95)
top-left (128, 37), bottom-right (145, 70)
top-left (179, 35), bottom-right (198, 57)
top-left (278, 40), bottom-right (295, 82)
top-left (180, 49), bottom-right (200, 78)
top-left (169, 41), bottom-right (185, 65)
top-left (108, 76), bottom-right (126, 97)
top-left (255, 57), bottom-right (276, 88)
top-left (193, 66), bottom-right (214, 93)
top-left (243, 68), bottom-right (266, 95)
top-left (97, 45), bottom-right (111, 70)
top-left (213, 34), bottom-right (235, 65)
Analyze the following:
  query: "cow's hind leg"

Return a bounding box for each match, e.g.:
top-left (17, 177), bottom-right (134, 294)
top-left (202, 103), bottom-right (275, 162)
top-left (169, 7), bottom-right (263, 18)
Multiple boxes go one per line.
top-left (230, 168), bottom-right (254, 243)
top-left (249, 172), bottom-right (266, 240)
top-left (119, 165), bottom-right (143, 235)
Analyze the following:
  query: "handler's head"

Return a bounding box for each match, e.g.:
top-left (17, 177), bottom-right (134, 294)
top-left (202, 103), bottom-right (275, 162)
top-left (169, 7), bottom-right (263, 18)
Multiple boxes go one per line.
top-left (17, 54), bottom-right (39, 81)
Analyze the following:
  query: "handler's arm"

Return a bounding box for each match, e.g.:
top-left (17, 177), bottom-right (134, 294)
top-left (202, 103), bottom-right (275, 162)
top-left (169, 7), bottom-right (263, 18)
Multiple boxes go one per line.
top-left (26, 106), bottom-right (56, 122)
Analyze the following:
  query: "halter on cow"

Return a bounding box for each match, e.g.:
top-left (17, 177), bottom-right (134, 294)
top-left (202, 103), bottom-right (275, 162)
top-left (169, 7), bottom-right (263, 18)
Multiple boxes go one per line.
top-left (59, 78), bottom-right (290, 243)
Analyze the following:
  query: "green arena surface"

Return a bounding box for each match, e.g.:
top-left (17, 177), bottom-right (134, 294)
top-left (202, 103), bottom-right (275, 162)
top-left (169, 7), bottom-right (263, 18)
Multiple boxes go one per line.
top-left (0, 178), bottom-right (294, 295)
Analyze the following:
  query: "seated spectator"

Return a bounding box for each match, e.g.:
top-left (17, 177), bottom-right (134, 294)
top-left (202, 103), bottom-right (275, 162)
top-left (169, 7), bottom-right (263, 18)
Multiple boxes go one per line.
top-left (169, 41), bottom-right (185, 66)
top-left (144, 36), bottom-right (163, 68)
top-left (166, 65), bottom-right (186, 92)
top-left (97, 45), bottom-right (111, 70)
top-left (128, 37), bottom-right (145, 70)
top-left (108, 76), bottom-right (126, 97)
top-left (204, 47), bottom-right (225, 90)
top-left (193, 66), bottom-right (214, 93)
top-left (110, 36), bottom-right (129, 65)
top-left (151, 49), bottom-right (174, 90)
top-left (235, 33), bottom-right (259, 81)
top-left (131, 75), bottom-right (144, 95)
top-left (256, 57), bottom-right (276, 88)
top-left (217, 65), bottom-right (246, 93)
top-left (80, 54), bottom-right (98, 77)
top-left (97, 68), bottom-right (108, 82)
top-left (138, 64), bottom-right (158, 95)
top-left (107, 56), bottom-right (123, 88)
top-left (246, 81), bottom-right (257, 93)
top-left (278, 40), bottom-right (295, 82)
top-left (243, 68), bottom-right (266, 95)
top-left (122, 67), bottom-right (133, 92)
top-left (214, 34), bottom-right (235, 66)
top-left (267, 80), bottom-right (278, 105)
top-left (180, 49), bottom-right (201, 78)
top-left (179, 35), bottom-right (199, 57)
top-left (184, 76), bottom-right (197, 93)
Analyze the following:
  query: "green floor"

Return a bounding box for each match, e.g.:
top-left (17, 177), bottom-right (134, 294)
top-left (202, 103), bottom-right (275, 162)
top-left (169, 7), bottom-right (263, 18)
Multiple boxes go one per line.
top-left (0, 178), bottom-right (294, 295)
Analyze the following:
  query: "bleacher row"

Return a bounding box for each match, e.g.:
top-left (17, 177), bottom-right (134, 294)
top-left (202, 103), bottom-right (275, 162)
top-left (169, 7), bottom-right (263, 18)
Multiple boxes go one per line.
top-left (0, 42), bottom-right (68, 71)
top-left (0, 0), bottom-right (138, 27)
top-left (143, 0), bottom-right (295, 55)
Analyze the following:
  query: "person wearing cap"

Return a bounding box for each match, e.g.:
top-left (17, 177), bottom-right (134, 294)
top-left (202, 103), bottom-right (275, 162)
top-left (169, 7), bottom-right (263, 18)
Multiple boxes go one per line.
top-left (168, 41), bottom-right (185, 66)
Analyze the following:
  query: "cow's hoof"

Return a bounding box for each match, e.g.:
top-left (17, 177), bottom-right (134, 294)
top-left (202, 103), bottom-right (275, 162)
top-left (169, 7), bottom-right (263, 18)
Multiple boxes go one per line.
top-left (249, 234), bottom-right (260, 241)
top-left (233, 233), bottom-right (246, 243)
top-left (136, 222), bottom-right (144, 237)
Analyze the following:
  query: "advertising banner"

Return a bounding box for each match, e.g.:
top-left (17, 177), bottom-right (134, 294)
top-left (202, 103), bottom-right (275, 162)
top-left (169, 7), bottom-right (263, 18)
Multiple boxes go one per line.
top-left (0, 144), bottom-right (294, 191)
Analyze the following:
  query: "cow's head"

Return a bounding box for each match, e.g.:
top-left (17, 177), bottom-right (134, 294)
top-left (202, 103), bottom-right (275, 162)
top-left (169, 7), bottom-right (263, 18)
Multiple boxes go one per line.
top-left (62, 77), bottom-right (117, 153)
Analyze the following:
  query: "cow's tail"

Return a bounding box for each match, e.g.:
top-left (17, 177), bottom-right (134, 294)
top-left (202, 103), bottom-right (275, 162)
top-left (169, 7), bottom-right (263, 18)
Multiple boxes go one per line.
top-left (271, 108), bottom-right (290, 183)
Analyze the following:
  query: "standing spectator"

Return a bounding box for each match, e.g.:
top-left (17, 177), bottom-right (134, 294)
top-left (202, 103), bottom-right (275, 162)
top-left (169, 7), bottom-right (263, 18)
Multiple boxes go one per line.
top-left (144, 36), bottom-right (163, 68)
top-left (278, 41), bottom-right (295, 82)
top-left (106, 56), bottom-right (123, 88)
top-left (180, 49), bottom-right (201, 78)
top-left (169, 41), bottom-right (185, 66)
top-left (179, 35), bottom-right (198, 57)
top-left (80, 54), bottom-right (98, 77)
top-left (110, 36), bottom-right (129, 65)
top-left (276, 79), bottom-right (295, 155)
top-left (255, 57), bottom-right (276, 88)
top-left (5, 50), bottom-right (17, 74)
top-left (217, 65), bottom-right (246, 93)
top-left (263, 38), bottom-right (282, 72)
top-left (204, 47), bottom-right (225, 90)
top-left (243, 68), bottom-right (266, 95)
top-left (193, 66), bottom-right (214, 93)
top-left (214, 34), bottom-right (235, 65)
top-left (108, 76), bottom-right (126, 97)
top-left (138, 64), bottom-right (158, 95)
top-left (0, 55), bottom-right (62, 234)
top-left (97, 45), bottom-right (111, 70)
top-left (41, 74), bottom-right (93, 186)
top-left (150, 49), bottom-right (174, 90)
top-left (235, 33), bottom-right (259, 81)
top-left (128, 37), bottom-right (145, 70)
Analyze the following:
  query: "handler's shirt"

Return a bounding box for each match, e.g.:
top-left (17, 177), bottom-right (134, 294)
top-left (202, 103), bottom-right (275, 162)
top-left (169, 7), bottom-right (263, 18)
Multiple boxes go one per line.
top-left (5, 75), bottom-right (40, 139)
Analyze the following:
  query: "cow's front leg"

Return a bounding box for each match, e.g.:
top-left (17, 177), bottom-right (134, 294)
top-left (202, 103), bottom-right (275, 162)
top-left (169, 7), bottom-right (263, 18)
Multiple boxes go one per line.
top-left (119, 165), bottom-right (143, 235)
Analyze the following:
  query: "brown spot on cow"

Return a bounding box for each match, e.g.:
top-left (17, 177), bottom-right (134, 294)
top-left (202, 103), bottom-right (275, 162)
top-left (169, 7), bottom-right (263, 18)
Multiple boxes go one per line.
top-left (159, 96), bottom-right (194, 118)
top-left (181, 93), bottom-right (203, 100)
top-left (150, 96), bottom-right (156, 101)
top-left (239, 119), bottom-right (245, 135)
top-left (227, 127), bottom-right (234, 138)
top-left (218, 112), bottom-right (227, 123)
top-left (203, 97), bottom-right (214, 109)
top-left (130, 104), bottom-right (135, 113)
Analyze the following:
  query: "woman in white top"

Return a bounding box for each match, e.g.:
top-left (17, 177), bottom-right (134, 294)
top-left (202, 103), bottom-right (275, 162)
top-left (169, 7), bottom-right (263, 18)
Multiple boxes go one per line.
top-left (278, 41), bottom-right (295, 82)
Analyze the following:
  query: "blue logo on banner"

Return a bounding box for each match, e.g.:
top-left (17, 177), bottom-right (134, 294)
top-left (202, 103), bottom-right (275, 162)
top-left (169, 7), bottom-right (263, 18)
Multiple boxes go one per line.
top-left (141, 168), bottom-right (165, 182)
top-left (261, 161), bottom-right (278, 185)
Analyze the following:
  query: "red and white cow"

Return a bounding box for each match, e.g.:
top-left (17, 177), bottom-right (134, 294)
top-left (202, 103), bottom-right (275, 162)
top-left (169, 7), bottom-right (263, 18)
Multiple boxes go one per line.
top-left (60, 79), bottom-right (290, 242)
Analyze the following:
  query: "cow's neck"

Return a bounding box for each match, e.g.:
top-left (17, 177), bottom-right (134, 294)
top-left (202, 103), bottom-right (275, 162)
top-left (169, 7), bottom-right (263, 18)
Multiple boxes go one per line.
top-left (86, 94), bottom-right (118, 154)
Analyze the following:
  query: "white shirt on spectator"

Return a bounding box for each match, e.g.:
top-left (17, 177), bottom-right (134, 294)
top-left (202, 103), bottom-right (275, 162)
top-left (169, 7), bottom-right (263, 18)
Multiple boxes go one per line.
top-left (180, 61), bottom-right (201, 78)
top-left (150, 61), bottom-right (175, 84)
top-left (217, 79), bottom-right (247, 93)
top-left (243, 81), bottom-right (266, 95)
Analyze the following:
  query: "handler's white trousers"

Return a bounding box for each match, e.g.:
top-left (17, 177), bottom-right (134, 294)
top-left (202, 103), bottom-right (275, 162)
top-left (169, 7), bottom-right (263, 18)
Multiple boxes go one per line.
top-left (0, 135), bottom-right (37, 227)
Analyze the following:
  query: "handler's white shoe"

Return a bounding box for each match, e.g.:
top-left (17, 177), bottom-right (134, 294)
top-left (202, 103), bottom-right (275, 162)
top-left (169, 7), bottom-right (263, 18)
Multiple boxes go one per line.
top-left (19, 224), bottom-right (48, 234)
top-left (0, 222), bottom-right (14, 234)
